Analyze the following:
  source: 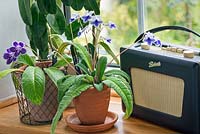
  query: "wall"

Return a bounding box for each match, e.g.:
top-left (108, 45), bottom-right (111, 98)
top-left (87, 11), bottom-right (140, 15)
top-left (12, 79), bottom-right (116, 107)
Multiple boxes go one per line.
top-left (0, 0), bottom-right (27, 100)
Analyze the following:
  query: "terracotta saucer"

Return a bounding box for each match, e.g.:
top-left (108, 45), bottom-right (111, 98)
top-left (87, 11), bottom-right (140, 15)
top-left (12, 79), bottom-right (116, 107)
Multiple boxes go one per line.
top-left (65, 111), bottom-right (118, 133)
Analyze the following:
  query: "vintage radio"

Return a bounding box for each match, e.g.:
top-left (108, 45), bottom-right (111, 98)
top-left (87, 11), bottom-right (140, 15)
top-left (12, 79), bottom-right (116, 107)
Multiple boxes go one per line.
top-left (120, 26), bottom-right (200, 133)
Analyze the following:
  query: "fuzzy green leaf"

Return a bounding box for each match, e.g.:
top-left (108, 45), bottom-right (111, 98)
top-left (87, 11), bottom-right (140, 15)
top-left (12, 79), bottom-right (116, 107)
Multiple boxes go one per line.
top-left (103, 77), bottom-right (133, 119)
top-left (51, 83), bottom-right (92, 134)
top-left (22, 66), bottom-right (45, 105)
top-left (73, 44), bottom-right (93, 71)
top-left (84, 0), bottom-right (100, 15)
top-left (18, 0), bottom-right (32, 25)
top-left (47, 6), bottom-right (66, 34)
top-left (0, 69), bottom-right (20, 79)
top-left (17, 54), bottom-right (35, 66)
top-left (99, 42), bottom-right (119, 64)
top-left (94, 83), bottom-right (103, 91)
top-left (95, 56), bottom-right (107, 83)
top-left (105, 69), bottom-right (130, 83)
top-left (57, 75), bottom-right (76, 101)
top-left (44, 67), bottom-right (65, 87)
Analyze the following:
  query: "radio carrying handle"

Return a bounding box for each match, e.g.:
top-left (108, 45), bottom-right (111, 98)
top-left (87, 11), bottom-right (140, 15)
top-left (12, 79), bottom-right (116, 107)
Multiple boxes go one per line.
top-left (134, 25), bottom-right (200, 43)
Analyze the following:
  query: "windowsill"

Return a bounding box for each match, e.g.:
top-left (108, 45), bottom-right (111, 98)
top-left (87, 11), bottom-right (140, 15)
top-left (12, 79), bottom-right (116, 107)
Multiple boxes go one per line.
top-left (0, 97), bottom-right (178, 134)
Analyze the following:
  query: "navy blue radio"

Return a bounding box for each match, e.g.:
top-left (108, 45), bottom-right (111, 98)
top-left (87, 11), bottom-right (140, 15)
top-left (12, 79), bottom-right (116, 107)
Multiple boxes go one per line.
top-left (120, 26), bottom-right (200, 134)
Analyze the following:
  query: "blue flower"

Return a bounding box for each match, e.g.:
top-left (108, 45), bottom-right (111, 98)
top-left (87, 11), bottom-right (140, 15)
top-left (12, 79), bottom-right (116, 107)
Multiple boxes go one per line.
top-left (77, 26), bottom-right (90, 37)
top-left (69, 13), bottom-right (79, 23)
top-left (108, 21), bottom-right (117, 29)
top-left (101, 36), bottom-right (112, 44)
top-left (90, 16), bottom-right (103, 27)
top-left (3, 41), bottom-right (26, 64)
top-left (143, 32), bottom-right (155, 45)
top-left (81, 11), bottom-right (94, 23)
top-left (105, 37), bottom-right (112, 44)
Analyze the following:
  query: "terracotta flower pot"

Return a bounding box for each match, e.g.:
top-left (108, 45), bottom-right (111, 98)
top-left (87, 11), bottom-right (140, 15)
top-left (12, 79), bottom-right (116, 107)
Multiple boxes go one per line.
top-left (73, 86), bottom-right (111, 125)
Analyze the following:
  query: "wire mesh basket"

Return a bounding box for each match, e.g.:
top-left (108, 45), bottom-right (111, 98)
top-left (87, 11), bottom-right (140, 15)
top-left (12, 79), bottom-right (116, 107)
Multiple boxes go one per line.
top-left (12, 61), bottom-right (59, 125)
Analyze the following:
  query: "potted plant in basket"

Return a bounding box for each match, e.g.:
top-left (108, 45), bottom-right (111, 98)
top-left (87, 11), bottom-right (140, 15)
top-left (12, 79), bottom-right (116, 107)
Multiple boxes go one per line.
top-left (49, 1), bottom-right (133, 133)
top-left (0, 0), bottom-right (72, 124)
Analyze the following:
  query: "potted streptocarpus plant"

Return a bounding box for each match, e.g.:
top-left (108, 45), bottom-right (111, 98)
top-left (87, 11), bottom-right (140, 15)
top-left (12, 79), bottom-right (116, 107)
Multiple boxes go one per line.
top-left (49, 4), bottom-right (133, 134)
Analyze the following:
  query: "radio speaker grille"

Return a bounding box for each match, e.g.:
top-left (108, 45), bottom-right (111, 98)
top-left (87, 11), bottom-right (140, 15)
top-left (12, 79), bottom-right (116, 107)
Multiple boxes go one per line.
top-left (131, 68), bottom-right (184, 117)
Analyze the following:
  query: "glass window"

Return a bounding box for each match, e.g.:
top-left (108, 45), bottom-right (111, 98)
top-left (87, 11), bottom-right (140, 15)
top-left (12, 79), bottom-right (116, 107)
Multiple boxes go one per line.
top-left (144, 0), bottom-right (200, 47)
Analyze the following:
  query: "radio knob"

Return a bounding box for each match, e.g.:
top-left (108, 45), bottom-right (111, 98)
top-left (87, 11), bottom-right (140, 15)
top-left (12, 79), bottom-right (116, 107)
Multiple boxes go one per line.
top-left (171, 47), bottom-right (177, 52)
top-left (183, 50), bottom-right (194, 58)
top-left (141, 43), bottom-right (150, 50)
top-left (177, 48), bottom-right (184, 53)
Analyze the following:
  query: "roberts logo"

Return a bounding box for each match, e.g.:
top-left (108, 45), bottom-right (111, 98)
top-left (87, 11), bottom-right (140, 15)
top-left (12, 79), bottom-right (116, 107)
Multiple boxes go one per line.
top-left (148, 61), bottom-right (161, 68)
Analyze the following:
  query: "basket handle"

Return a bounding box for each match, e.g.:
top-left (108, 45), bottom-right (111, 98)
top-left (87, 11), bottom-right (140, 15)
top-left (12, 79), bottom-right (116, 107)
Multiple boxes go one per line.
top-left (134, 25), bottom-right (200, 43)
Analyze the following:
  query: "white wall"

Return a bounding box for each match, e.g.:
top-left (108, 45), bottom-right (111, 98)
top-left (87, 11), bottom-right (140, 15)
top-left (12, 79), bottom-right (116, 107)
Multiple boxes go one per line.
top-left (0, 0), bottom-right (28, 100)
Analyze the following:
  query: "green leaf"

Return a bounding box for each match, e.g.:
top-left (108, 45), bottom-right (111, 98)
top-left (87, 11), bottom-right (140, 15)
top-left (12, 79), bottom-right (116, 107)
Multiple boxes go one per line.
top-left (95, 56), bottom-right (107, 83)
top-left (73, 44), bottom-right (93, 71)
top-left (18, 0), bottom-right (32, 25)
top-left (99, 42), bottom-right (119, 64)
top-left (22, 66), bottom-right (45, 105)
top-left (30, 2), bottom-right (48, 59)
top-left (71, 0), bottom-right (84, 10)
top-left (61, 0), bottom-right (73, 6)
top-left (103, 77), bottom-right (133, 119)
top-left (37, 0), bottom-right (48, 14)
top-left (84, 0), bottom-right (100, 15)
top-left (57, 75), bottom-right (76, 101)
top-left (0, 69), bottom-right (20, 79)
top-left (50, 34), bottom-right (63, 49)
top-left (56, 0), bottom-right (62, 7)
top-left (17, 54), bottom-right (35, 66)
top-left (47, 6), bottom-right (66, 35)
top-left (105, 69), bottom-right (130, 83)
top-left (94, 83), bottom-right (103, 91)
top-left (75, 62), bottom-right (89, 74)
top-left (51, 83), bottom-right (92, 134)
top-left (37, 0), bottom-right (57, 14)
top-left (87, 43), bottom-right (95, 58)
top-left (52, 54), bottom-right (72, 68)
top-left (44, 67), bottom-right (65, 87)
top-left (58, 42), bottom-right (70, 54)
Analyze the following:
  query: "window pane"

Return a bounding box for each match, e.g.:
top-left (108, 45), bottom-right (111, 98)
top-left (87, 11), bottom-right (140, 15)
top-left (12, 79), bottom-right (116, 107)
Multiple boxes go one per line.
top-left (145, 0), bottom-right (200, 47)
top-left (100, 0), bottom-right (138, 59)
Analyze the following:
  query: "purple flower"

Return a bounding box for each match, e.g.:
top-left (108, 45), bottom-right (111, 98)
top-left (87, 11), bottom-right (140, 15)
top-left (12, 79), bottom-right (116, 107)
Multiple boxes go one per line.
top-left (3, 41), bottom-right (26, 64)
top-left (3, 49), bottom-right (17, 64)
top-left (81, 11), bottom-right (94, 23)
top-left (69, 13), bottom-right (79, 23)
top-left (108, 21), bottom-right (117, 29)
top-left (10, 41), bottom-right (26, 56)
top-left (154, 38), bottom-right (162, 47)
top-left (143, 32), bottom-right (155, 45)
top-left (90, 16), bottom-right (103, 27)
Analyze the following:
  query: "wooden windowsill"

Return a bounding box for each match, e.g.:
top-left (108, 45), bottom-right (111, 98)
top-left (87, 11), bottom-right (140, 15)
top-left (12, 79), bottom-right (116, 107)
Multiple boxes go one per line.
top-left (0, 97), bottom-right (178, 134)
